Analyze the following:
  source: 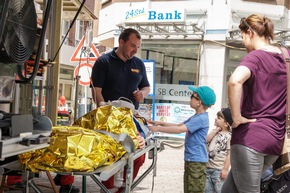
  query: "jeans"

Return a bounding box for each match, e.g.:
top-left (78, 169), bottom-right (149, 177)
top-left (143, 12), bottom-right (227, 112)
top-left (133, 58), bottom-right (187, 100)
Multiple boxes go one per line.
top-left (206, 168), bottom-right (224, 193)
top-left (221, 144), bottom-right (278, 193)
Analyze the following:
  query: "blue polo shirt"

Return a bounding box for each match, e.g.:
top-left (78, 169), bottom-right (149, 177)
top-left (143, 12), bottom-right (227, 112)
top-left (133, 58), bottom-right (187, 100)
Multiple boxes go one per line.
top-left (91, 48), bottom-right (150, 109)
top-left (183, 112), bottom-right (209, 162)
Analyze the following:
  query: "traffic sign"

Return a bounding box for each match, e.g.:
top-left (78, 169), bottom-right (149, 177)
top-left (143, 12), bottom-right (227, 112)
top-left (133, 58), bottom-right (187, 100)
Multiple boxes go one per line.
top-left (74, 63), bottom-right (93, 86)
top-left (70, 36), bottom-right (100, 62)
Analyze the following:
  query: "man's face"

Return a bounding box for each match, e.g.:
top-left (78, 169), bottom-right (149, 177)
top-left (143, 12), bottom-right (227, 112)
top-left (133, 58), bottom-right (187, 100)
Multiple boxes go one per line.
top-left (120, 33), bottom-right (141, 60)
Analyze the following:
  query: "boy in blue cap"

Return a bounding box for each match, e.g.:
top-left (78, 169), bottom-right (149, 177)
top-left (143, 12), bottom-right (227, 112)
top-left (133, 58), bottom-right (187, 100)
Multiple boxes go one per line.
top-left (149, 86), bottom-right (216, 193)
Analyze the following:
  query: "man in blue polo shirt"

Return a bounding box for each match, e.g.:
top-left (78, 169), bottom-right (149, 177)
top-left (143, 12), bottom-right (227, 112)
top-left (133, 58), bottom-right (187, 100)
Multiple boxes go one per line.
top-left (90, 28), bottom-right (150, 193)
top-left (91, 28), bottom-right (150, 109)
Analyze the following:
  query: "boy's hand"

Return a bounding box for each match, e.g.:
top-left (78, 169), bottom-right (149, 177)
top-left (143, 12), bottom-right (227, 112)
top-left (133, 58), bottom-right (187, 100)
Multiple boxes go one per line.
top-left (148, 125), bottom-right (159, 132)
top-left (215, 127), bottom-right (222, 133)
top-left (220, 169), bottom-right (228, 179)
top-left (146, 119), bottom-right (154, 125)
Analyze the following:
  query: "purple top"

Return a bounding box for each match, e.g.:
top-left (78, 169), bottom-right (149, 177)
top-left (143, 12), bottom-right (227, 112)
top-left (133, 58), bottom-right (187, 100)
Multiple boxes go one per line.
top-left (231, 49), bottom-right (287, 155)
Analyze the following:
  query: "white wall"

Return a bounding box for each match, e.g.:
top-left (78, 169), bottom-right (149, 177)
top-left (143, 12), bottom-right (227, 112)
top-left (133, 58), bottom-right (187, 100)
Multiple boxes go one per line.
top-left (198, 42), bottom-right (227, 128)
top-left (60, 45), bottom-right (77, 66)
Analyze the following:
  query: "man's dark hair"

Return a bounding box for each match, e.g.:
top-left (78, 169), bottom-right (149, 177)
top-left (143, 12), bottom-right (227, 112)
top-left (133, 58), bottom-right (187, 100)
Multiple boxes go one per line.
top-left (119, 28), bottom-right (141, 42)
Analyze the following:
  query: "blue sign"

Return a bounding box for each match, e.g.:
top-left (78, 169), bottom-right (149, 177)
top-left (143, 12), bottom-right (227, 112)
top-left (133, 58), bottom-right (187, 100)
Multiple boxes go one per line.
top-left (124, 8), bottom-right (185, 23)
top-left (148, 10), bottom-right (183, 21)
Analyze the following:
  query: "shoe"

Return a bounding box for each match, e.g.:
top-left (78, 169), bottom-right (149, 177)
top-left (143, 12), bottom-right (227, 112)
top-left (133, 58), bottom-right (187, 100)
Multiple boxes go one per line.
top-left (59, 185), bottom-right (80, 193)
top-left (53, 174), bottom-right (61, 186)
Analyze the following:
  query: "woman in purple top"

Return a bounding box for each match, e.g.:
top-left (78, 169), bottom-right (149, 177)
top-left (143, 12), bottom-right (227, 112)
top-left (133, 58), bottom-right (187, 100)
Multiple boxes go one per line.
top-left (221, 14), bottom-right (287, 193)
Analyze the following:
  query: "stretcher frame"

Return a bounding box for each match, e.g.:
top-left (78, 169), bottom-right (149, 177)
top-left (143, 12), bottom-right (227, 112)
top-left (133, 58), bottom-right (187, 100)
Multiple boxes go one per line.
top-left (0, 139), bottom-right (158, 193)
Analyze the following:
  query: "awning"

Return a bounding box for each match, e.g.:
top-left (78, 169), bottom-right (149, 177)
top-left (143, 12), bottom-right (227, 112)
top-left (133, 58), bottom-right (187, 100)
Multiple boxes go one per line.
top-left (117, 22), bottom-right (204, 40)
top-left (35, 0), bottom-right (98, 20)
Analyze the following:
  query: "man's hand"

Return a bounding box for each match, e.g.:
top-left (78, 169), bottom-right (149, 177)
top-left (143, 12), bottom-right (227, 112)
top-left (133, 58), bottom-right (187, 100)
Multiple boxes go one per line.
top-left (98, 101), bottom-right (107, 106)
top-left (133, 90), bottom-right (144, 102)
top-left (137, 135), bottom-right (145, 149)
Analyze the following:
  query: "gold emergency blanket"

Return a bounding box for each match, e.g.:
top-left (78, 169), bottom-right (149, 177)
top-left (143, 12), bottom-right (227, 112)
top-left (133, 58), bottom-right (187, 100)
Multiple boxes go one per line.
top-left (19, 105), bottom-right (139, 172)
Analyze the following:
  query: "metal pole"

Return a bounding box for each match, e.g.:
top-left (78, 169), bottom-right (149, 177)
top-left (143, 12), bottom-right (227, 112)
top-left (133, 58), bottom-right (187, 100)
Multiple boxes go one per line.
top-left (74, 74), bottom-right (80, 121)
top-left (46, 0), bottom-right (63, 125)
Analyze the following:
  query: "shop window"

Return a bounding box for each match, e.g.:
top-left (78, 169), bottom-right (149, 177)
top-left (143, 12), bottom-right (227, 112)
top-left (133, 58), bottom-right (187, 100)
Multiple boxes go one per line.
top-left (228, 49), bottom-right (246, 62)
top-left (222, 47), bottom-right (246, 107)
top-left (141, 42), bottom-right (198, 86)
top-left (62, 20), bottom-right (70, 45)
top-left (141, 41), bottom-right (199, 104)
top-left (64, 84), bottom-right (72, 101)
top-left (59, 67), bottom-right (74, 107)
top-left (59, 82), bottom-right (74, 107)
top-left (75, 20), bottom-right (85, 45)
top-left (60, 68), bottom-right (74, 80)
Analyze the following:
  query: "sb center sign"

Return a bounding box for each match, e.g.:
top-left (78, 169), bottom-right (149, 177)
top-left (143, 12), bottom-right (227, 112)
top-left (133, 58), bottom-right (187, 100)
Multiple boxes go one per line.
top-left (155, 84), bottom-right (193, 102)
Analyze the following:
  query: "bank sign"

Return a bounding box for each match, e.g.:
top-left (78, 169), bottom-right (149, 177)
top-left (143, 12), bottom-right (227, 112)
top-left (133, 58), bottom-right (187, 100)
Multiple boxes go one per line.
top-left (124, 8), bottom-right (185, 23)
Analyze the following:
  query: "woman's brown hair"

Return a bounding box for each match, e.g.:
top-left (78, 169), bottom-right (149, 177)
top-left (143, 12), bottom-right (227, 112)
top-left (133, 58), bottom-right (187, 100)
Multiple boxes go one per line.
top-left (239, 14), bottom-right (274, 41)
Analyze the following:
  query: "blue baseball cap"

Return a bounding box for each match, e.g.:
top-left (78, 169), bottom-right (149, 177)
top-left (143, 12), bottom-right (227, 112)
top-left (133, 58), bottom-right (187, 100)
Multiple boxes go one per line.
top-left (188, 86), bottom-right (216, 107)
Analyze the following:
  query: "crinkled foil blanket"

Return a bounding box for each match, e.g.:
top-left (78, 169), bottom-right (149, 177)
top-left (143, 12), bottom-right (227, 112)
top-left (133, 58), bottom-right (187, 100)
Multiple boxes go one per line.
top-left (19, 105), bottom-right (139, 173)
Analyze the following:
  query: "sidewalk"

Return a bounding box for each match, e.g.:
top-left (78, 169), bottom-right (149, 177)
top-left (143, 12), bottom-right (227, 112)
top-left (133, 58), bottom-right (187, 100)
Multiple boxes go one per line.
top-left (133, 145), bottom-right (184, 193)
top-left (5, 144), bottom-right (184, 193)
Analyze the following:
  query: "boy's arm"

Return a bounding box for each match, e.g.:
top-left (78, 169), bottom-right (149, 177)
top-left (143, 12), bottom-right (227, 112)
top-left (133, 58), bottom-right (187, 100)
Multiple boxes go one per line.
top-left (220, 149), bottom-right (231, 179)
top-left (206, 127), bottom-right (221, 143)
top-left (148, 120), bottom-right (182, 127)
top-left (148, 124), bottom-right (188, 134)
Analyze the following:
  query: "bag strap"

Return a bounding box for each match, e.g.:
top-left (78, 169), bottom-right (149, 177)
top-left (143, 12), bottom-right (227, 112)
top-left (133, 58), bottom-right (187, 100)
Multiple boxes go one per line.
top-left (94, 130), bottom-right (135, 153)
top-left (279, 46), bottom-right (290, 138)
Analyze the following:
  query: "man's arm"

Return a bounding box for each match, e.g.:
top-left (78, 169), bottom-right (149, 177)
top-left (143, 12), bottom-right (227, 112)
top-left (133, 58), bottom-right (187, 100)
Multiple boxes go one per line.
top-left (140, 86), bottom-right (150, 97)
top-left (91, 87), bottom-right (105, 107)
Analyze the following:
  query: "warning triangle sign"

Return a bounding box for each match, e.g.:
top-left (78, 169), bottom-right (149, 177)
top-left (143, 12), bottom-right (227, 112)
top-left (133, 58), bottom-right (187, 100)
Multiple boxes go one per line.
top-left (70, 36), bottom-right (100, 62)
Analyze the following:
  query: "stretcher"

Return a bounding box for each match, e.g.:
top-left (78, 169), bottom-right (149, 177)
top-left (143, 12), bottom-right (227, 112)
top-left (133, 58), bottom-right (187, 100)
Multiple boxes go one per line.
top-left (0, 103), bottom-right (158, 193)
top-left (57, 140), bottom-right (158, 193)
top-left (0, 131), bottom-right (51, 160)
top-left (0, 136), bottom-right (158, 193)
